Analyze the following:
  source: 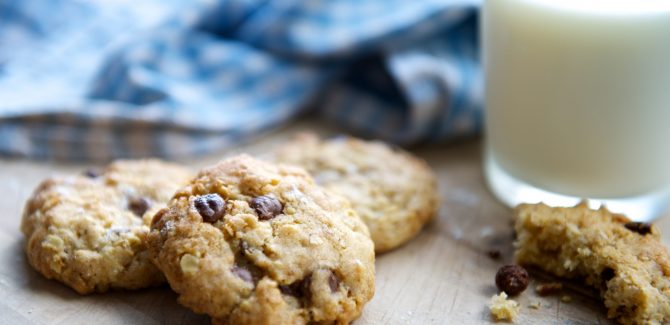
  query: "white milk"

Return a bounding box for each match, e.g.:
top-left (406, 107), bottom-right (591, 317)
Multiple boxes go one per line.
top-left (483, 0), bottom-right (670, 199)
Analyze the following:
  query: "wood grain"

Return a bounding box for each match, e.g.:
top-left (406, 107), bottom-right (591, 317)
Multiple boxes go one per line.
top-left (1, 118), bottom-right (666, 324)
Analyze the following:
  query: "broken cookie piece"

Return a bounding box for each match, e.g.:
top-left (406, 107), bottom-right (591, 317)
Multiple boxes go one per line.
top-left (514, 202), bottom-right (670, 325)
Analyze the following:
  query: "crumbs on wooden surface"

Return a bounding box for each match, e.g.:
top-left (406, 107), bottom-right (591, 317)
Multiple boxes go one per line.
top-left (489, 292), bottom-right (520, 322)
top-left (528, 301), bottom-right (541, 309)
top-left (535, 282), bottom-right (563, 296)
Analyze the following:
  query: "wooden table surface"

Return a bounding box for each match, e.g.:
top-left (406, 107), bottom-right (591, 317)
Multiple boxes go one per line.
top-left (2, 119), bottom-right (668, 324)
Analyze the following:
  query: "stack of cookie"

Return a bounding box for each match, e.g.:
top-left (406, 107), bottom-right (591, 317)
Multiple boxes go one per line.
top-left (20, 133), bottom-right (439, 324)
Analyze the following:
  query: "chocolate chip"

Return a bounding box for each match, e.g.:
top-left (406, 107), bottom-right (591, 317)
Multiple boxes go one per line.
top-left (232, 266), bottom-right (253, 283)
top-left (601, 267), bottom-right (615, 282)
top-left (279, 282), bottom-right (302, 297)
top-left (625, 222), bottom-right (652, 235)
top-left (250, 196), bottom-right (283, 220)
top-left (194, 194), bottom-right (226, 223)
top-left (328, 272), bottom-right (340, 292)
top-left (84, 169), bottom-right (101, 178)
top-left (280, 275), bottom-right (312, 300)
top-left (487, 250), bottom-right (501, 260)
top-left (128, 197), bottom-right (150, 217)
top-left (495, 264), bottom-right (529, 296)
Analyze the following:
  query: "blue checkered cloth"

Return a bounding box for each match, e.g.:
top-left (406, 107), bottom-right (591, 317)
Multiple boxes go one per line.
top-left (0, 0), bottom-right (481, 161)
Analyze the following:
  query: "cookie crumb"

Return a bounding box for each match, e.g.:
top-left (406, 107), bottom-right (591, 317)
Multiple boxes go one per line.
top-left (489, 292), bottom-right (520, 321)
top-left (535, 282), bottom-right (563, 296)
top-left (528, 301), bottom-right (541, 309)
top-left (561, 295), bottom-right (572, 303)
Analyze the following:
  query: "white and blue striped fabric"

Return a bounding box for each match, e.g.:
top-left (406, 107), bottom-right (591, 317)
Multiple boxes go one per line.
top-left (0, 0), bottom-right (481, 161)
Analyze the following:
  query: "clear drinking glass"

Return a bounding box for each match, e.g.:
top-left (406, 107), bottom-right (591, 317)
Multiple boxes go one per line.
top-left (482, 0), bottom-right (670, 221)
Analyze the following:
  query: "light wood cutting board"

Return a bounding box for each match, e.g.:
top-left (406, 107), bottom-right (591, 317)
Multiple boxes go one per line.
top-left (2, 118), bottom-right (667, 324)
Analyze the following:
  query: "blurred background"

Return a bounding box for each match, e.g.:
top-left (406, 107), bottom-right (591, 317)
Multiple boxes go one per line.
top-left (0, 0), bottom-right (480, 162)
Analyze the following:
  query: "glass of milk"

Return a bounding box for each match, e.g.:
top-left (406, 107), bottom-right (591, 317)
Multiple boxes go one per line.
top-left (482, 0), bottom-right (670, 221)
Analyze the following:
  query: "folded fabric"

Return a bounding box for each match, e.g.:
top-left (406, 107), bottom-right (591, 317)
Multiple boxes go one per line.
top-left (0, 0), bottom-right (481, 161)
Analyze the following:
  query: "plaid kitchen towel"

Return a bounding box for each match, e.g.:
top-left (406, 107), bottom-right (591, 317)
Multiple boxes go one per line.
top-left (0, 0), bottom-right (481, 161)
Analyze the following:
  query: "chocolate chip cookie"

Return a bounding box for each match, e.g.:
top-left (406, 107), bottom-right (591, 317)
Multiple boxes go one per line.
top-left (21, 160), bottom-right (192, 294)
top-left (273, 133), bottom-right (439, 253)
top-left (514, 202), bottom-right (670, 325)
top-left (147, 155), bottom-right (375, 324)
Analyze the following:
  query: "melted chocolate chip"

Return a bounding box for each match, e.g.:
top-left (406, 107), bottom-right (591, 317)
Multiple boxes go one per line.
top-left (328, 272), bottom-right (340, 292)
top-left (250, 196), bottom-right (283, 220)
top-left (128, 197), bottom-right (150, 217)
top-left (194, 194), bottom-right (226, 223)
top-left (232, 266), bottom-right (253, 283)
top-left (625, 222), bottom-right (652, 235)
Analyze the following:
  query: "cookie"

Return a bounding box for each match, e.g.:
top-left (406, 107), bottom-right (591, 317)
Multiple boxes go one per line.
top-left (21, 159), bottom-right (192, 294)
top-left (273, 133), bottom-right (439, 253)
top-left (514, 202), bottom-right (670, 325)
top-left (147, 155), bottom-right (375, 324)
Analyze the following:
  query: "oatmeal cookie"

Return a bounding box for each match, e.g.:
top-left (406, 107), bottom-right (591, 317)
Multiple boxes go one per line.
top-left (147, 155), bottom-right (375, 325)
top-left (273, 133), bottom-right (439, 253)
top-left (21, 159), bottom-right (192, 294)
top-left (514, 202), bottom-right (670, 325)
